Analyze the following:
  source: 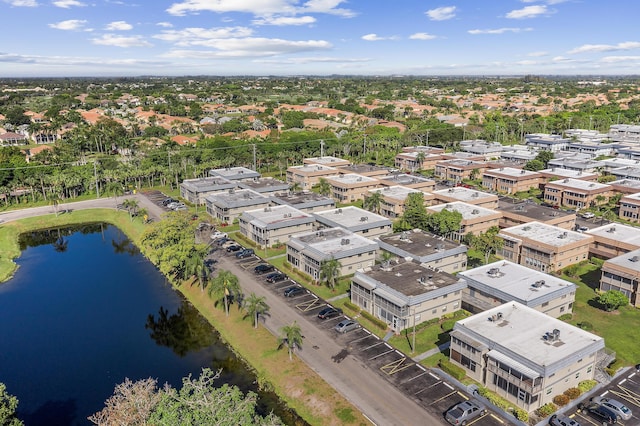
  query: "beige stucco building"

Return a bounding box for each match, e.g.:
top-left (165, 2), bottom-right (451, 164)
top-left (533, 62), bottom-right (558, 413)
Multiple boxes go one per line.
top-left (497, 200), bottom-right (576, 230)
top-left (585, 223), bottom-right (640, 259)
top-left (482, 167), bottom-right (542, 194)
top-left (432, 187), bottom-right (499, 209)
top-left (450, 302), bottom-right (604, 412)
top-left (377, 173), bottom-right (436, 192)
top-left (619, 192), bottom-right (640, 223)
top-left (313, 206), bottom-right (393, 239)
top-left (365, 186), bottom-right (434, 218)
top-left (427, 202), bottom-right (502, 242)
top-left (434, 159), bottom-right (487, 183)
top-left (600, 249), bottom-right (640, 307)
top-left (239, 205), bottom-right (315, 248)
top-left (394, 151), bottom-right (444, 172)
top-left (543, 178), bottom-right (613, 210)
top-left (499, 222), bottom-right (593, 272)
top-left (324, 173), bottom-right (380, 203)
top-left (179, 177), bottom-right (236, 205)
top-left (302, 156), bottom-right (351, 167)
top-left (205, 189), bottom-right (270, 223)
top-left (286, 164), bottom-right (339, 190)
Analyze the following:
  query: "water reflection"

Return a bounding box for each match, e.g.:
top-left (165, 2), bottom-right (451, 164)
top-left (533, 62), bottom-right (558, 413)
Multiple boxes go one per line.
top-left (146, 303), bottom-right (214, 357)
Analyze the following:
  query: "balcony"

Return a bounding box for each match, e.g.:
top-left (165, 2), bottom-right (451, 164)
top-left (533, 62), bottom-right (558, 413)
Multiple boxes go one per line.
top-left (487, 363), bottom-right (543, 394)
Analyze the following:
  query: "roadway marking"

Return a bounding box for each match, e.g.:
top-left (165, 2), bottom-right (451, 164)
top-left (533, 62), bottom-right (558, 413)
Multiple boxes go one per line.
top-left (456, 391), bottom-right (468, 400)
top-left (351, 333), bottom-right (376, 344)
top-left (428, 389), bottom-right (457, 405)
top-left (369, 348), bottom-right (395, 361)
top-left (443, 382), bottom-right (454, 390)
top-left (295, 297), bottom-right (322, 312)
top-left (489, 413), bottom-right (504, 424)
top-left (429, 372), bottom-right (440, 380)
top-left (609, 384), bottom-right (640, 407)
top-left (380, 357), bottom-right (414, 375)
top-left (362, 341), bottom-right (385, 351)
top-left (401, 371), bottom-right (428, 384)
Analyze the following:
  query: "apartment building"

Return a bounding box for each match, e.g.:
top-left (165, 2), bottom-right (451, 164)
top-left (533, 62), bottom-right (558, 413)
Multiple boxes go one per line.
top-left (351, 259), bottom-right (467, 333)
top-left (586, 223), bottom-right (640, 259)
top-left (286, 227), bottom-right (378, 279)
top-left (324, 173), bottom-right (380, 203)
top-left (377, 173), bottom-right (436, 192)
top-left (600, 249), bottom-right (640, 306)
top-left (313, 206), bottom-right (393, 239)
top-left (619, 192), bottom-right (640, 223)
top-left (497, 200), bottom-right (576, 230)
top-left (427, 202), bottom-right (502, 242)
top-left (609, 165), bottom-right (640, 181)
top-left (499, 222), bottom-right (593, 272)
top-left (459, 260), bottom-right (576, 317)
top-left (209, 166), bottom-right (261, 181)
top-left (270, 191), bottom-right (335, 213)
top-left (205, 188), bottom-right (270, 223)
top-left (337, 164), bottom-right (390, 178)
top-left (179, 177), bottom-right (236, 205)
top-left (450, 302), bottom-right (604, 412)
top-left (286, 164), bottom-right (339, 190)
top-left (376, 229), bottom-right (468, 273)
top-left (394, 151), bottom-right (443, 171)
top-left (302, 156), bottom-right (351, 167)
top-left (365, 186), bottom-right (434, 218)
top-left (482, 167), bottom-right (542, 194)
top-left (538, 168), bottom-right (597, 184)
top-left (543, 178), bottom-right (613, 209)
top-left (546, 158), bottom-right (605, 174)
top-left (609, 179), bottom-right (640, 195)
top-left (434, 159), bottom-right (487, 182)
top-left (432, 187), bottom-right (499, 209)
top-left (525, 134), bottom-right (570, 152)
top-left (237, 177), bottom-right (290, 196)
top-left (239, 205), bottom-right (315, 248)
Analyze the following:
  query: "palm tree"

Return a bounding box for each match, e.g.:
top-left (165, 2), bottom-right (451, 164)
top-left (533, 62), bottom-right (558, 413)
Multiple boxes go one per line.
top-left (243, 293), bottom-right (270, 328)
top-left (105, 181), bottom-right (124, 208)
top-left (289, 181), bottom-right (302, 194)
top-left (364, 190), bottom-right (384, 215)
top-left (50, 193), bottom-right (61, 217)
top-left (121, 198), bottom-right (139, 221)
top-left (415, 152), bottom-right (426, 171)
top-left (208, 269), bottom-right (242, 316)
top-left (278, 321), bottom-right (303, 361)
top-left (185, 249), bottom-right (210, 291)
top-left (315, 178), bottom-right (332, 196)
top-left (319, 257), bottom-right (341, 291)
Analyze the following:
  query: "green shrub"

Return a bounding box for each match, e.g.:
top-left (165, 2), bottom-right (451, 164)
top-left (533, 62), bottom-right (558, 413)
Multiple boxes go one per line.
top-left (343, 301), bottom-right (360, 314)
top-left (578, 380), bottom-right (597, 393)
top-left (476, 387), bottom-right (510, 411)
top-left (558, 313), bottom-right (573, 321)
top-left (535, 403), bottom-right (557, 417)
top-left (606, 359), bottom-right (624, 376)
top-left (513, 408), bottom-right (528, 422)
top-left (578, 321), bottom-right (593, 331)
top-left (360, 310), bottom-right (388, 330)
top-left (563, 387), bottom-right (581, 400)
top-left (553, 394), bottom-right (570, 406)
top-left (441, 319), bottom-right (456, 332)
top-left (438, 359), bottom-right (466, 381)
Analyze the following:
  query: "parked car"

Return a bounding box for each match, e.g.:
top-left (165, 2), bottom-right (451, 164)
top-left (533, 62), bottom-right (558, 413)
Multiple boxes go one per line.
top-left (265, 272), bottom-right (287, 283)
top-left (581, 212), bottom-right (595, 219)
top-left (549, 413), bottom-right (581, 426)
top-left (210, 231), bottom-right (228, 240)
top-left (235, 248), bottom-right (254, 259)
top-left (226, 244), bottom-right (242, 252)
top-left (445, 400), bottom-right (486, 425)
top-left (166, 202), bottom-right (180, 210)
top-left (162, 198), bottom-right (178, 206)
top-left (591, 396), bottom-right (633, 421)
top-left (578, 225), bottom-right (589, 232)
top-left (578, 402), bottom-right (617, 424)
top-left (283, 286), bottom-right (304, 297)
top-left (335, 319), bottom-right (360, 334)
top-left (174, 205), bottom-right (188, 211)
top-left (318, 306), bottom-right (341, 320)
top-left (254, 264), bottom-right (275, 274)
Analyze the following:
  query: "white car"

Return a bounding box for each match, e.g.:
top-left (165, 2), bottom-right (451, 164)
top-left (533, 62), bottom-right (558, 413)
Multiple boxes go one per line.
top-left (581, 212), bottom-right (595, 219)
top-left (210, 231), bottom-right (228, 240)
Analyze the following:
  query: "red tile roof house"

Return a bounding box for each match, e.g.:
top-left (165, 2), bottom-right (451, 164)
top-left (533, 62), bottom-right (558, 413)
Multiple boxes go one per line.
top-left (0, 132), bottom-right (28, 146)
top-left (171, 135), bottom-right (198, 146)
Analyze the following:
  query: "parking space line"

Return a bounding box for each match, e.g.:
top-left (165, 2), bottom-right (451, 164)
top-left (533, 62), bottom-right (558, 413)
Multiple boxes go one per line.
top-left (350, 333), bottom-right (375, 344)
top-left (466, 413), bottom-right (488, 426)
top-left (609, 384), bottom-right (640, 407)
top-left (362, 341), bottom-right (385, 351)
top-left (369, 348), bottom-right (395, 360)
top-left (295, 297), bottom-right (322, 312)
top-left (574, 412), bottom-right (600, 426)
top-left (380, 357), bottom-right (414, 375)
top-left (429, 372), bottom-right (440, 380)
top-left (489, 413), bottom-right (504, 423)
top-left (456, 391), bottom-right (468, 400)
top-left (401, 371), bottom-right (427, 384)
top-left (428, 390), bottom-right (456, 405)
top-left (443, 382), bottom-right (454, 390)
top-left (416, 365), bottom-right (426, 372)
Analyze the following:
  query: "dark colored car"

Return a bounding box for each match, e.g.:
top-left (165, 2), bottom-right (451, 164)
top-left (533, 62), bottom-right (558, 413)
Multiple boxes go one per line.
top-left (283, 286), bottom-right (304, 297)
top-left (318, 306), bottom-right (341, 319)
top-left (445, 400), bottom-right (486, 425)
top-left (235, 248), bottom-right (254, 259)
top-left (265, 272), bottom-right (287, 283)
top-left (254, 264), bottom-right (275, 274)
top-left (226, 244), bottom-right (242, 252)
top-left (579, 402), bottom-right (617, 424)
top-left (162, 198), bottom-right (178, 206)
top-left (549, 413), bottom-right (581, 426)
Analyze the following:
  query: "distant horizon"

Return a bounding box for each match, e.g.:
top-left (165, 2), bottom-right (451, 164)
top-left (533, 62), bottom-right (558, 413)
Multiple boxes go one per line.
top-left (1, 0), bottom-right (639, 77)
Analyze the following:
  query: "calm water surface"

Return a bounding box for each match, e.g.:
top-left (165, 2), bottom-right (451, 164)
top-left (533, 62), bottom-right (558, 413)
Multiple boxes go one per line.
top-left (0, 224), bottom-right (300, 426)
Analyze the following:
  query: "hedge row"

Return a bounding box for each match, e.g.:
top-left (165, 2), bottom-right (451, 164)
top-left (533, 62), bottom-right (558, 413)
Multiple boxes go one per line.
top-left (342, 301), bottom-right (360, 314)
top-left (476, 386), bottom-right (528, 422)
top-left (360, 310), bottom-right (388, 330)
top-left (438, 359), bottom-right (466, 381)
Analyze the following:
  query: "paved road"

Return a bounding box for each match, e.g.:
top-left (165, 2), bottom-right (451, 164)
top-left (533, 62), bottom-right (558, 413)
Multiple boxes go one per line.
top-left (215, 252), bottom-right (442, 426)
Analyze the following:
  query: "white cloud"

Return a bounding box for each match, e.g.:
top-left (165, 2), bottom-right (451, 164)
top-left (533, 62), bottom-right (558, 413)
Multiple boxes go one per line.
top-left (49, 19), bottom-right (88, 31)
top-left (409, 33), bottom-right (436, 40)
top-left (515, 60), bottom-right (537, 65)
top-left (425, 6), bottom-right (456, 21)
top-left (468, 27), bottom-right (532, 35)
top-left (521, 0), bottom-right (567, 3)
top-left (91, 34), bottom-right (153, 47)
top-left (156, 22), bottom-right (173, 28)
top-left (528, 51), bottom-right (548, 57)
top-left (163, 38), bottom-right (331, 58)
top-left (600, 56), bottom-right (640, 63)
top-left (361, 33), bottom-right (398, 41)
top-left (255, 56), bottom-right (371, 65)
top-left (52, 0), bottom-right (86, 7)
top-left (506, 5), bottom-right (549, 19)
top-left (569, 41), bottom-right (640, 54)
top-left (252, 16), bottom-right (316, 26)
top-left (154, 27), bottom-right (254, 46)
top-left (105, 21), bottom-right (133, 31)
top-left (166, 0), bottom-right (355, 18)
top-left (4, 0), bottom-right (38, 6)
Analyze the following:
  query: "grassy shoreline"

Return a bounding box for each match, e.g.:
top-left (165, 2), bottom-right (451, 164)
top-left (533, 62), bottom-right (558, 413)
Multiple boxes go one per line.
top-left (0, 210), bottom-right (368, 426)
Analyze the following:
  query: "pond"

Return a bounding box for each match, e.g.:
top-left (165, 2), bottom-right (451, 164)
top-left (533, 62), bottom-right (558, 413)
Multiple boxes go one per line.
top-left (0, 224), bottom-right (302, 425)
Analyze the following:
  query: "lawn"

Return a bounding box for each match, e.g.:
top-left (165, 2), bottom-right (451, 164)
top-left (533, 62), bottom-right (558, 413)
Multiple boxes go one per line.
top-left (560, 259), bottom-right (640, 366)
top-left (388, 321), bottom-right (451, 355)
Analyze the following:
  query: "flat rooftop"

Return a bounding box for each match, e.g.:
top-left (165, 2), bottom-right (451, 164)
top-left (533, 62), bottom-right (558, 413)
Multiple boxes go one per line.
top-left (611, 180), bottom-right (640, 191)
top-left (497, 199), bottom-right (574, 221)
top-left (611, 166), bottom-right (640, 179)
top-left (377, 229), bottom-right (466, 259)
top-left (370, 185), bottom-right (422, 201)
top-left (587, 223), bottom-right (640, 246)
top-left (270, 191), bottom-right (335, 208)
top-left (455, 302), bottom-right (604, 372)
top-left (380, 173), bottom-right (434, 186)
top-left (539, 168), bottom-right (597, 179)
top-left (242, 205), bottom-right (313, 229)
top-left (207, 188), bottom-right (269, 208)
top-left (547, 159), bottom-right (605, 169)
top-left (180, 177), bottom-right (235, 191)
top-left (428, 201), bottom-right (500, 220)
top-left (604, 248), bottom-right (640, 273)
top-left (484, 167), bottom-right (538, 178)
top-left (237, 178), bottom-right (290, 192)
top-left (622, 192), bottom-right (640, 201)
top-left (396, 151), bottom-right (443, 159)
top-left (500, 221), bottom-right (592, 247)
top-left (287, 164), bottom-right (338, 173)
top-left (313, 206), bottom-right (392, 230)
top-left (459, 260), bottom-right (576, 304)
top-left (432, 187), bottom-right (497, 203)
top-left (288, 227), bottom-right (378, 260)
top-left (325, 173), bottom-right (379, 185)
top-left (437, 159), bottom-right (484, 167)
top-left (363, 260), bottom-right (461, 297)
top-left (546, 178), bottom-right (611, 191)
top-left (303, 156), bottom-right (350, 165)
top-left (339, 164), bottom-right (391, 174)
top-left (209, 166), bottom-right (261, 180)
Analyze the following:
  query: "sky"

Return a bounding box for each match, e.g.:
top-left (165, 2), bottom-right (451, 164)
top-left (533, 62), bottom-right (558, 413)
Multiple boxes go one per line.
top-left (1, 0), bottom-right (639, 77)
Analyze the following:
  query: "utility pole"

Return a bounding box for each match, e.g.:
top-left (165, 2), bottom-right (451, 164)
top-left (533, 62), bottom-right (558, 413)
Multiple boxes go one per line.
top-left (93, 161), bottom-right (100, 198)
top-left (320, 139), bottom-right (325, 157)
top-left (362, 135), bottom-right (366, 156)
top-left (252, 144), bottom-right (257, 171)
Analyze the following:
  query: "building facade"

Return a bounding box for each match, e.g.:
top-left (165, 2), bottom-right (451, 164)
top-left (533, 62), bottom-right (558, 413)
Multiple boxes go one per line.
top-left (239, 205), bottom-right (315, 248)
top-left (482, 167), bottom-right (542, 194)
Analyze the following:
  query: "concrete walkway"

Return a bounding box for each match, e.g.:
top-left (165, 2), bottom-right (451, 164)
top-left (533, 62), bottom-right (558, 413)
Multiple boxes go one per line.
top-left (412, 341), bottom-right (450, 362)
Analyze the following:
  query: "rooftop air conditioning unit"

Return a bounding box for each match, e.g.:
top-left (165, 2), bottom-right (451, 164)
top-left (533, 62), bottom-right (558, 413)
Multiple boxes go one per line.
top-left (487, 267), bottom-right (500, 277)
top-left (360, 216), bottom-right (368, 222)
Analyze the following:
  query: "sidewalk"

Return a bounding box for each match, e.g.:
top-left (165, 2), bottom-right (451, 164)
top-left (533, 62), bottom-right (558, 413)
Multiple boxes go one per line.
top-left (412, 341), bottom-right (450, 362)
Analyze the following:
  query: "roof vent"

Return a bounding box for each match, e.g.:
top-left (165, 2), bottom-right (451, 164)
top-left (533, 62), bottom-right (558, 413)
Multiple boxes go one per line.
top-left (336, 208), bottom-right (342, 214)
top-left (532, 280), bottom-right (546, 288)
top-left (489, 312), bottom-right (503, 322)
top-left (472, 209), bottom-right (480, 215)
top-left (399, 231), bottom-right (409, 240)
top-left (607, 226), bottom-right (616, 233)
top-left (487, 267), bottom-right (501, 277)
top-left (630, 256), bottom-right (639, 263)
top-left (544, 329), bottom-right (561, 341)
top-left (472, 192), bottom-right (479, 198)
top-left (360, 216), bottom-right (369, 222)
top-left (521, 170), bottom-right (526, 174)
top-left (340, 238), bottom-right (350, 245)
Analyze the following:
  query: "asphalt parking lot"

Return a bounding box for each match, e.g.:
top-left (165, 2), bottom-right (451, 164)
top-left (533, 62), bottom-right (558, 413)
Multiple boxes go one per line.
top-left (562, 368), bottom-right (640, 425)
top-left (224, 247), bottom-right (512, 425)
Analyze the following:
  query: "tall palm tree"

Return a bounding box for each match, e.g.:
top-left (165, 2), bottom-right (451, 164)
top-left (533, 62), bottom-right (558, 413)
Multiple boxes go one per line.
top-left (121, 198), bottom-right (139, 221)
top-left (278, 321), bottom-right (303, 361)
top-left (105, 181), bottom-right (124, 208)
top-left (185, 250), bottom-right (209, 292)
top-left (208, 269), bottom-right (242, 316)
top-left (319, 257), bottom-right (341, 291)
top-left (315, 178), bottom-right (331, 196)
top-left (364, 190), bottom-right (384, 215)
top-left (242, 293), bottom-right (270, 328)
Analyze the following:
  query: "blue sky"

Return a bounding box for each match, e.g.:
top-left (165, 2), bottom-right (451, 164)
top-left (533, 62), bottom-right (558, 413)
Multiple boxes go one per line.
top-left (1, 0), bottom-right (639, 77)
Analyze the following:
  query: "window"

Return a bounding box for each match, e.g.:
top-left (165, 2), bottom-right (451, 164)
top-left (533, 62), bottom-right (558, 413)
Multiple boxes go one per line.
top-left (546, 388), bottom-right (553, 395)
top-left (560, 306), bottom-right (565, 312)
top-left (542, 301), bottom-right (549, 307)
